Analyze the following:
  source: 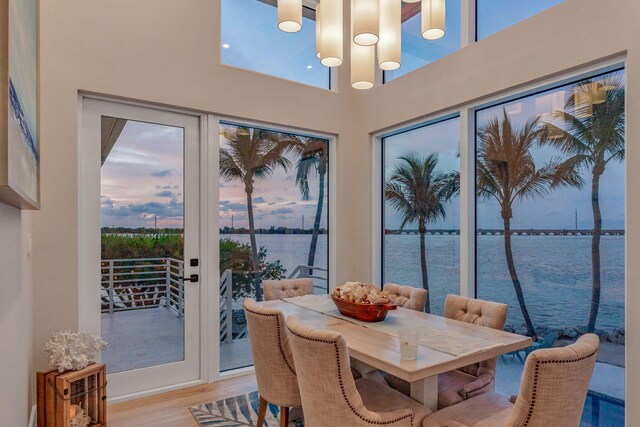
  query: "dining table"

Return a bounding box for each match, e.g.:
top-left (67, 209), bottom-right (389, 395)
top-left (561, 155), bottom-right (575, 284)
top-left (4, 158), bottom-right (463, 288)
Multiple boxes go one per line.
top-left (259, 294), bottom-right (533, 413)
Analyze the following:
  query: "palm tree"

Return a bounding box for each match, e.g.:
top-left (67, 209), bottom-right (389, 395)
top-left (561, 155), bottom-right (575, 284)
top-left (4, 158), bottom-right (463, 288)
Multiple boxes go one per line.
top-left (295, 138), bottom-right (329, 275)
top-left (477, 109), bottom-right (583, 337)
top-left (219, 125), bottom-right (300, 300)
top-left (541, 75), bottom-right (625, 332)
top-left (385, 154), bottom-right (459, 312)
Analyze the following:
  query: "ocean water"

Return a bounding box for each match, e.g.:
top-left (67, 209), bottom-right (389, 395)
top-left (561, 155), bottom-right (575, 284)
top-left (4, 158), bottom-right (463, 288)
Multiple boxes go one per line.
top-left (226, 233), bottom-right (625, 331)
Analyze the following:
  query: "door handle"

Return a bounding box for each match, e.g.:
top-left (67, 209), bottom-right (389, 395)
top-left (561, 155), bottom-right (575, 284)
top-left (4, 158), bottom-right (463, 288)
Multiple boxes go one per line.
top-left (179, 274), bottom-right (199, 283)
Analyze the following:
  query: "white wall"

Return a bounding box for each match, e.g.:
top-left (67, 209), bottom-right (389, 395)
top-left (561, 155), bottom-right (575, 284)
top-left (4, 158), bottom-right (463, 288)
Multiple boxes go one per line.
top-left (0, 205), bottom-right (32, 426)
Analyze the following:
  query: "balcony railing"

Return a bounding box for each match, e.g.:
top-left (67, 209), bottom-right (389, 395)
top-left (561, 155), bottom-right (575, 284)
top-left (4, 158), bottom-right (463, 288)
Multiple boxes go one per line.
top-left (101, 258), bottom-right (327, 343)
top-left (101, 258), bottom-right (184, 316)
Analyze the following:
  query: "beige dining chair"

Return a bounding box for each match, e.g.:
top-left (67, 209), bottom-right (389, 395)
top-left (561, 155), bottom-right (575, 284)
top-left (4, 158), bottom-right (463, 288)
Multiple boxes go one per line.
top-left (383, 283), bottom-right (428, 312)
top-left (422, 334), bottom-right (600, 426)
top-left (286, 315), bottom-right (430, 427)
top-left (243, 299), bottom-right (301, 427)
top-left (385, 294), bottom-right (508, 410)
top-left (263, 278), bottom-right (314, 301)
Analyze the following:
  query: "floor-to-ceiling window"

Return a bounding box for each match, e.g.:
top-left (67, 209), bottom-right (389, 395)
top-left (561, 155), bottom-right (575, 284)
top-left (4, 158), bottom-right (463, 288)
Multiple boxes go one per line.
top-left (475, 69), bottom-right (625, 425)
top-left (221, 0), bottom-right (330, 89)
top-left (218, 122), bottom-right (330, 372)
top-left (382, 116), bottom-right (460, 314)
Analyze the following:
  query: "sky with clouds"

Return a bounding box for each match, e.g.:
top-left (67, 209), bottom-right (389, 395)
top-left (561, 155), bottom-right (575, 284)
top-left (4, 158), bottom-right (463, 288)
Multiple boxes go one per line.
top-left (218, 125), bottom-right (328, 230)
top-left (101, 121), bottom-right (185, 229)
top-left (384, 70), bottom-right (625, 231)
top-left (101, 120), bottom-right (329, 230)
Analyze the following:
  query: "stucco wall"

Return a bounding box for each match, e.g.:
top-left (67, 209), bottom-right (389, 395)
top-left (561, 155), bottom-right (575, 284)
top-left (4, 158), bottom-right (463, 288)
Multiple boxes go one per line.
top-left (0, 206), bottom-right (32, 426)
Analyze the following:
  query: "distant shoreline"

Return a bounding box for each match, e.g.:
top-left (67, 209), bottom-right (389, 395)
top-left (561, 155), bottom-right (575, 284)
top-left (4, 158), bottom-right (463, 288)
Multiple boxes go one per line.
top-left (101, 227), bottom-right (623, 236)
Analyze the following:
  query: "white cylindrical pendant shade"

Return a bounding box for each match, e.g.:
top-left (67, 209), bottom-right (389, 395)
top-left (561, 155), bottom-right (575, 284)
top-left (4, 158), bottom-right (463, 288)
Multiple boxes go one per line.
top-left (403, 0), bottom-right (421, 3)
top-left (378, 0), bottom-right (401, 70)
top-left (320, 0), bottom-right (344, 67)
top-left (422, 0), bottom-right (445, 40)
top-left (278, 0), bottom-right (302, 33)
top-left (315, 4), bottom-right (322, 58)
top-left (352, 0), bottom-right (380, 46)
top-left (351, 39), bottom-right (375, 90)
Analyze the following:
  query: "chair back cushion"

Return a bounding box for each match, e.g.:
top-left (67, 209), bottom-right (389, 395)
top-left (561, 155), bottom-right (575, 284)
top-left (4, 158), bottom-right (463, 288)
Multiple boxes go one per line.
top-left (383, 283), bottom-right (427, 312)
top-left (263, 278), bottom-right (314, 301)
top-left (286, 316), bottom-right (414, 427)
top-left (243, 299), bottom-right (301, 407)
top-left (444, 295), bottom-right (508, 376)
top-left (507, 334), bottom-right (599, 426)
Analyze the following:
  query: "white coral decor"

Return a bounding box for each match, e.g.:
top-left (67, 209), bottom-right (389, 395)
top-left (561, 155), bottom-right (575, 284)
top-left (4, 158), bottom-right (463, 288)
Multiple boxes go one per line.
top-left (44, 330), bottom-right (108, 372)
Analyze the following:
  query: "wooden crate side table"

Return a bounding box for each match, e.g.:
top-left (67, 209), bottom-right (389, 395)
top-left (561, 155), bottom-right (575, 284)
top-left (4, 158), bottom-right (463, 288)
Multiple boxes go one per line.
top-left (37, 363), bottom-right (107, 427)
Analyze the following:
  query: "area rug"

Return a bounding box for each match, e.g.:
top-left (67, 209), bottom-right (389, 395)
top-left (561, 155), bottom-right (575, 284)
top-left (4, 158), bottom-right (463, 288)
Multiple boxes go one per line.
top-left (189, 390), bottom-right (304, 426)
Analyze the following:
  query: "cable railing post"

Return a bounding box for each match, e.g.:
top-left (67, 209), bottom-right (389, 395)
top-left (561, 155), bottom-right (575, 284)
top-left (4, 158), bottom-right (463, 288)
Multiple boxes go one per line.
top-left (178, 260), bottom-right (184, 318)
top-left (225, 270), bottom-right (233, 344)
top-left (108, 260), bottom-right (114, 315)
top-left (165, 258), bottom-right (171, 308)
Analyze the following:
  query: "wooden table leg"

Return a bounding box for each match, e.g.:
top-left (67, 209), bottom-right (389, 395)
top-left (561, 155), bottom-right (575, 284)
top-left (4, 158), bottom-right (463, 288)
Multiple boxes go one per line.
top-left (410, 376), bottom-right (438, 413)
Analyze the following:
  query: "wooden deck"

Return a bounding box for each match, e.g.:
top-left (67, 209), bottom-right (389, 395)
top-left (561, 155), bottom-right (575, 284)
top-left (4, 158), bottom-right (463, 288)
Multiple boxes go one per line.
top-left (102, 307), bottom-right (253, 373)
top-left (102, 307), bottom-right (185, 373)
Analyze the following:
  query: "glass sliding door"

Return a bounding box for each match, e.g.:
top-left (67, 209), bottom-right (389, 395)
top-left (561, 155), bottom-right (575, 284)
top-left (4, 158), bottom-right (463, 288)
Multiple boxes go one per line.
top-left (218, 122), bottom-right (330, 372)
top-left (382, 116), bottom-right (460, 314)
top-left (82, 99), bottom-right (201, 398)
top-left (475, 69), bottom-right (625, 426)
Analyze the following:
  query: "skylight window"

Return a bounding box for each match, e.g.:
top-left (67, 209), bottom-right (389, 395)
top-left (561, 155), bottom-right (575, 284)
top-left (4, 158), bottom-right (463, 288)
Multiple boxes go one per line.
top-left (221, 0), bottom-right (330, 90)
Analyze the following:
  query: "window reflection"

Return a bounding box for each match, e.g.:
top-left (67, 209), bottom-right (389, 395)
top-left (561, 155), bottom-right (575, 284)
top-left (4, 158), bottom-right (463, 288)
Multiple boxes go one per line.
top-left (475, 69), bottom-right (625, 426)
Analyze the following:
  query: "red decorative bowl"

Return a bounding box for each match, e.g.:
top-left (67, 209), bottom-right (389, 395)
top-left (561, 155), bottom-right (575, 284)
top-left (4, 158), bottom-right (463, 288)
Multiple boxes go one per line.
top-left (331, 295), bottom-right (397, 322)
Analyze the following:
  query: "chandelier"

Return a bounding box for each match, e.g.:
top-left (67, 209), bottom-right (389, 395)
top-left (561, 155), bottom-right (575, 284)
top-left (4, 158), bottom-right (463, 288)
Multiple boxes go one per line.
top-left (277, 0), bottom-right (446, 89)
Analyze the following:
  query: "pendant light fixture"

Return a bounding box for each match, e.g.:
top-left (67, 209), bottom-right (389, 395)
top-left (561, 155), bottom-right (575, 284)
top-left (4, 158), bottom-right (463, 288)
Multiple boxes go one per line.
top-left (351, 22), bottom-right (376, 89)
top-left (590, 82), bottom-right (607, 104)
top-left (319, 0), bottom-right (344, 67)
top-left (277, 0), bottom-right (446, 89)
top-left (352, 0), bottom-right (380, 46)
top-left (278, 0), bottom-right (302, 33)
top-left (378, 0), bottom-right (402, 71)
top-left (422, 0), bottom-right (445, 40)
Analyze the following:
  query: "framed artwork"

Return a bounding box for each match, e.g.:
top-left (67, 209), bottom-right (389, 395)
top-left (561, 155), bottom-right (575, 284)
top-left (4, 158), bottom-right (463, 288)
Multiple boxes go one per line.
top-left (0, 0), bottom-right (39, 209)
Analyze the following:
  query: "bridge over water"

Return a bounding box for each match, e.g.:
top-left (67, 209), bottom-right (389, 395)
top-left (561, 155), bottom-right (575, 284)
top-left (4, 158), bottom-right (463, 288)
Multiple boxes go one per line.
top-left (385, 229), bottom-right (625, 236)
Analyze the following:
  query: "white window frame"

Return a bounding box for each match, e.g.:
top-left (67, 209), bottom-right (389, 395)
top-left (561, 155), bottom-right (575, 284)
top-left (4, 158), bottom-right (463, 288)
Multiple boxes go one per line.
top-left (77, 95), bottom-right (211, 402)
top-left (373, 56), bottom-right (626, 302)
top-left (211, 115), bottom-right (337, 381)
top-left (78, 97), bottom-right (338, 393)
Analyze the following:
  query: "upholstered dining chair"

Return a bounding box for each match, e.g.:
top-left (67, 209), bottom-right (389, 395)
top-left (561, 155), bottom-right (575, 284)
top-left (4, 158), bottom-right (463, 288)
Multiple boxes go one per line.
top-left (383, 283), bottom-right (428, 312)
top-left (385, 294), bottom-right (508, 410)
top-left (286, 316), bottom-right (430, 427)
top-left (263, 278), bottom-right (314, 301)
top-left (422, 334), bottom-right (600, 427)
top-left (243, 299), bottom-right (301, 427)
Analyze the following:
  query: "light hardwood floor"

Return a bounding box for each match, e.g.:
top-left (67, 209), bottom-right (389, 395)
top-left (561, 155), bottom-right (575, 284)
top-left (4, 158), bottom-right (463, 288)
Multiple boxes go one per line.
top-left (108, 374), bottom-right (258, 427)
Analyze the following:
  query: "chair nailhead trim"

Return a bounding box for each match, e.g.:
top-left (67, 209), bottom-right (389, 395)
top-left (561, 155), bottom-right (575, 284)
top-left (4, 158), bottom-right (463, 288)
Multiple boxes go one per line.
top-left (288, 326), bottom-right (414, 426)
top-left (462, 378), bottom-right (493, 398)
top-left (245, 307), bottom-right (297, 376)
top-left (522, 349), bottom-right (598, 426)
